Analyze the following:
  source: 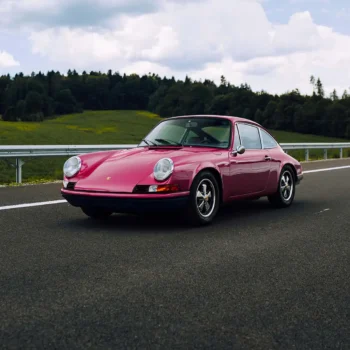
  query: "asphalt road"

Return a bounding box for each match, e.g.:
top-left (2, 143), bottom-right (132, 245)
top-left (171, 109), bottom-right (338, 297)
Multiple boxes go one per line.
top-left (0, 159), bottom-right (349, 349)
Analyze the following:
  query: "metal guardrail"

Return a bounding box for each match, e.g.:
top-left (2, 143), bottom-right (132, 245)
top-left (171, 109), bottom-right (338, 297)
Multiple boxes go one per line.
top-left (0, 145), bottom-right (137, 158)
top-left (0, 145), bottom-right (137, 183)
top-left (1, 143), bottom-right (350, 183)
top-left (281, 142), bottom-right (350, 161)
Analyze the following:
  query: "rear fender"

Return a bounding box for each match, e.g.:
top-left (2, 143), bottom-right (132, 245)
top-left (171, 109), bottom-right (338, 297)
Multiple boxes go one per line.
top-left (279, 156), bottom-right (302, 179)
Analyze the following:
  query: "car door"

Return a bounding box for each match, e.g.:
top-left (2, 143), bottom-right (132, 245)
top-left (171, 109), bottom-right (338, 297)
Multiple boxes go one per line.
top-left (229, 122), bottom-right (272, 197)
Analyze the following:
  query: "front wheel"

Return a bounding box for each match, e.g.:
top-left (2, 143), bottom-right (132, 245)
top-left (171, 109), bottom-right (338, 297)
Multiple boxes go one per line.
top-left (268, 166), bottom-right (296, 208)
top-left (186, 171), bottom-right (220, 226)
top-left (81, 207), bottom-right (113, 219)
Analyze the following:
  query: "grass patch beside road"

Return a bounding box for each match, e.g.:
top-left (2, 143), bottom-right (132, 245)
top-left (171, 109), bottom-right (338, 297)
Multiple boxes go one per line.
top-left (0, 110), bottom-right (160, 145)
top-left (0, 110), bottom-right (349, 184)
top-left (268, 130), bottom-right (350, 161)
top-left (0, 110), bottom-right (161, 183)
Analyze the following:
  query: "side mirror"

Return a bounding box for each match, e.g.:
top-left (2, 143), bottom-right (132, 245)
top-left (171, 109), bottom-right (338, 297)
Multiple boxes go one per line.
top-left (232, 145), bottom-right (245, 156)
top-left (237, 145), bottom-right (245, 154)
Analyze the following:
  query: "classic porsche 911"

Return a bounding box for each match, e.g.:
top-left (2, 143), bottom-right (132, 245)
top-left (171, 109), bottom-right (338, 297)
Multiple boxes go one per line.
top-left (61, 115), bottom-right (303, 225)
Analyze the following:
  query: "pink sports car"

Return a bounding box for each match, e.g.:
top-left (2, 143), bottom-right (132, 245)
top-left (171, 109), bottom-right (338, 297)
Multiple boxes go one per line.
top-left (61, 115), bottom-right (303, 225)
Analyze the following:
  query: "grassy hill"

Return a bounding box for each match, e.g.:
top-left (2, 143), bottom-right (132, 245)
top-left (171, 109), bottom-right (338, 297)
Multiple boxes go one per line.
top-left (0, 110), bottom-right (161, 145)
top-left (0, 110), bottom-right (349, 184)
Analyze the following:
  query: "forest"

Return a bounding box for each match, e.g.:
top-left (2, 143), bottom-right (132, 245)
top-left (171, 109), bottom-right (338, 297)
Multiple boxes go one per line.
top-left (0, 69), bottom-right (349, 139)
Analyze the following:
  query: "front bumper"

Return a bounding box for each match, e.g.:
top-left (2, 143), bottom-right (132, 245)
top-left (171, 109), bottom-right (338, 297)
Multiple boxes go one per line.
top-left (61, 189), bottom-right (190, 213)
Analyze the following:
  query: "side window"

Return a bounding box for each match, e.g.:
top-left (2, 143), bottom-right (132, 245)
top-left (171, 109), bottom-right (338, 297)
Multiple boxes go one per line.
top-left (260, 129), bottom-right (278, 149)
top-left (233, 125), bottom-right (241, 149)
top-left (237, 124), bottom-right (262, 150)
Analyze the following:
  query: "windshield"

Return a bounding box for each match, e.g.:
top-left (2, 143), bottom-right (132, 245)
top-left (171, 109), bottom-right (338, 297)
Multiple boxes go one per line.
top-left (140, 117), bottom-right (232, 149)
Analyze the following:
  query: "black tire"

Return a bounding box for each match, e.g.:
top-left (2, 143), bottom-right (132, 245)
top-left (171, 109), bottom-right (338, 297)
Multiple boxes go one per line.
top-left (186, 170), bottom-right (221, 226)
top-left (268, 165), bottom-right (296, 208)
top-left (81, 207), bottom-right (113, 219)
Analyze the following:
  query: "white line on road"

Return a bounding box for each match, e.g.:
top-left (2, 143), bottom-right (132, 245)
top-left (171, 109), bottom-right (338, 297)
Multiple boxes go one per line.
top-left (315, 208), bottom-right (331, 214)
top-left (0, 164), bottom-right (349, 211)
top-left (303, 165), bottom-right (350, 174)
top-left (0, 200), bottom-right (67, 211)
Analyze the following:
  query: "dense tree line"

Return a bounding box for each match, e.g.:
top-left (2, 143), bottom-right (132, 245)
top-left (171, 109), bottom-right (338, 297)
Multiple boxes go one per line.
top-left (0, 70), bottom-right (349, 139)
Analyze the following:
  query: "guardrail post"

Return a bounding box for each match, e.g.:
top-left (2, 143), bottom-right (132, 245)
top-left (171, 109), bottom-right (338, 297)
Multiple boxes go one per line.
top-left (15, 158), bottom-right (24, 183)
top-left (305, 149), bottom-right (309, 161)
top-left (323, 149), bottom-right (327, 160)
top-left (340, 148), bottom-right (343, 159)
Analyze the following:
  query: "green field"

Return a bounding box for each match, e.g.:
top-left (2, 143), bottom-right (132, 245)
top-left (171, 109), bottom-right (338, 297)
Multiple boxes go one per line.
top-left (0, 110), bottom-right (349, 184)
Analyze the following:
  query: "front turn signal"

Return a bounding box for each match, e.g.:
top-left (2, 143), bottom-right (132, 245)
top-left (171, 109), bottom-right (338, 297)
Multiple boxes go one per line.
top-left (148, 184), bottom-right (180, 193)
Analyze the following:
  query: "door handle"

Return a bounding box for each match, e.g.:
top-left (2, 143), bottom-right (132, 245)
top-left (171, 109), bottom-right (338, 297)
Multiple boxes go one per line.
top-left (264, 155), bottom-right (271, 161)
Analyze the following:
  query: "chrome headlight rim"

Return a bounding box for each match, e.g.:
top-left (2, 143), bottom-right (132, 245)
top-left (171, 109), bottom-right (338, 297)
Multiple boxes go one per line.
top-left (63, 156), bottom-right (82, 178)
top-left (153, 158), bottom-right (174, 181)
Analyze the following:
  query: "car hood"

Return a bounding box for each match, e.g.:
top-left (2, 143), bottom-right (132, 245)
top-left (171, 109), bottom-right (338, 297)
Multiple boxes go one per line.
top-left (74, 146), bottom-right (218, 193)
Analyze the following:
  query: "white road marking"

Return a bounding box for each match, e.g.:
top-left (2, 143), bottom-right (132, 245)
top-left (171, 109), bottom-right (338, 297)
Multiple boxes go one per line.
top-left (303, 165), bottom-right (350, 174)
top-left (0, 200), bottom-right (67, 211)
top-left (0, 163), bottom-right (349, 211)
top-left (315, 208), bottom-right (331, 214)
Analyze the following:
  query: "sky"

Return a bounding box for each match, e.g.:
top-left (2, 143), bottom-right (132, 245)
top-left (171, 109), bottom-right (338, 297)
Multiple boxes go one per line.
top-left (0, 0), bottom-right (350, 96)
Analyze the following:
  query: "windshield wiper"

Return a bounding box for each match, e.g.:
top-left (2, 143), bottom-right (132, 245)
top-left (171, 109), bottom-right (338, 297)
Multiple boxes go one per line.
top-left (154, 138), bottom-right (182, 146)
top-left (141, 139), bottom-right (157, 146)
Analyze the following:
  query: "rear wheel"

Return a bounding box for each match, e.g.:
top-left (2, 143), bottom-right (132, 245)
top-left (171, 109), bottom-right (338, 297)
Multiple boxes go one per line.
top-left (268, 166), bottom-right (296, 208)
top-left (81, 207), bottom-right (113, 219)
top-left (186, 171), bottom-right (220, 226)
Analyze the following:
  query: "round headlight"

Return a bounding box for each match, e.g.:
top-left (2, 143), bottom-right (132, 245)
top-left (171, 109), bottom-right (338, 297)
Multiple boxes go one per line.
top-left (154, 158), bottom-right (174, 181)
top-left (63, 156), bottom-right (81, 178)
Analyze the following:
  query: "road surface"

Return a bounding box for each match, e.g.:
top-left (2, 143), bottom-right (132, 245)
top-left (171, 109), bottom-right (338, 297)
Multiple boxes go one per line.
top-left (0, 159), bottom-right (349, 349)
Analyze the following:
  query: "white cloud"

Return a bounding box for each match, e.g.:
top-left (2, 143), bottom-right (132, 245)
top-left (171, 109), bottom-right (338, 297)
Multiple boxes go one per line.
top-left (270, 12), bottom-right (333, 53)
top-left (12, 0), bottom-right (350, 95)
top-left (30, 28), bottom-right (124, 65)
top-left (189, 31), bottom-right (350, 96)
top-left (0, 0), bottom-right (202, 29)
top-left (28, 0), bottom-right (273, 67)
top-left (122, 61), bottom-right (174, 78)
top-left (0, 0), bottom-right (58, 26)
top-left (0, 51), bottom-right (20, 68)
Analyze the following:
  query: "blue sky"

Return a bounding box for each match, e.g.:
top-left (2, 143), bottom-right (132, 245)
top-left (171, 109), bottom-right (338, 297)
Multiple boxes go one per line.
top-left (0, 0), bottom-right (349, 96)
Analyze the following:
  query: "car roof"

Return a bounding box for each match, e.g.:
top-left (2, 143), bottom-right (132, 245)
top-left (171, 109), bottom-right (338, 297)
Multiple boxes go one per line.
top-left (165, 114), bottom-right (262, 127)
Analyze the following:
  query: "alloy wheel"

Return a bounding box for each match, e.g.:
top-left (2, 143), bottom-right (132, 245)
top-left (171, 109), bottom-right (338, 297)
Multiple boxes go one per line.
top-left (196, 178), bottom-right (216, 218)
top-left (280, 170), bottom-right (294, 202)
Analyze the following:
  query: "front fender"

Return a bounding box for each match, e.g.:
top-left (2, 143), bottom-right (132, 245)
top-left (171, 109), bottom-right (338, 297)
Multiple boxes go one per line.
top-left (136, 161), bottom-right (199, 191)
top-left (135, 160), bottom-right (225, 193)
top-left (192, 161), bottom-right (223, 183)
top-left (63, 150), bottom-right (116, 182)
